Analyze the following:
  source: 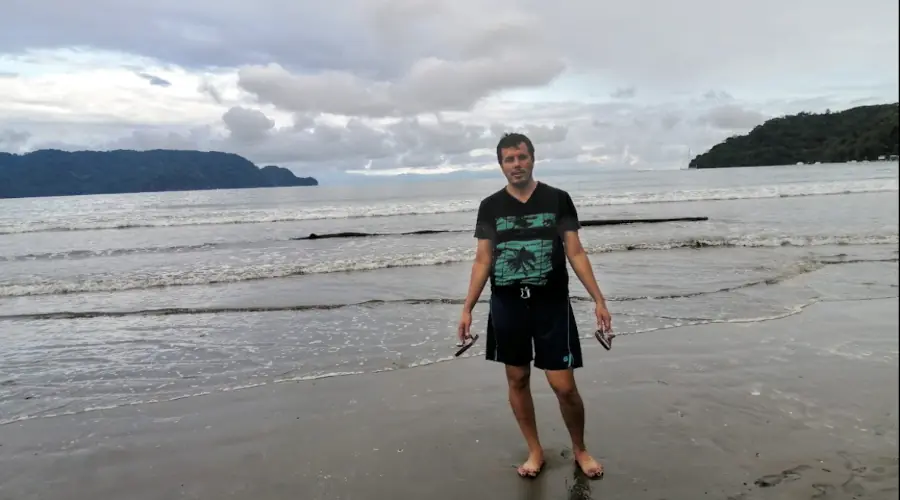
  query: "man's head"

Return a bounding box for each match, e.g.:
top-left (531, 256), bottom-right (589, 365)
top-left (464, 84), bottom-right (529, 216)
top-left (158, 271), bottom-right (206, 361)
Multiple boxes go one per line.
top-left (496, 133), bottom-right (535, 188)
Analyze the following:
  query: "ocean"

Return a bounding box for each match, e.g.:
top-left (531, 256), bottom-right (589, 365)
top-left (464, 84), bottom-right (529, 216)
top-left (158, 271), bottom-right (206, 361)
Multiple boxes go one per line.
top-left (1, 162), bottom-right (897, 426)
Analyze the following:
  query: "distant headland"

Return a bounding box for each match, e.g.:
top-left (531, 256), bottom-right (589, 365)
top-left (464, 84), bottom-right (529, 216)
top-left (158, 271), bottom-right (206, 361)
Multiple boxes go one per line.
top-left (689, 102), bottom-right (899, 169)
top-left (0, 149), bottom-right (318, 199)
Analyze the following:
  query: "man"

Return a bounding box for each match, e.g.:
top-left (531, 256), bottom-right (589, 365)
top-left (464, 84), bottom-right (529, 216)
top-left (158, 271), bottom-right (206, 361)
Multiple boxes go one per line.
top-left (457, 132), bottom-right (612, 479)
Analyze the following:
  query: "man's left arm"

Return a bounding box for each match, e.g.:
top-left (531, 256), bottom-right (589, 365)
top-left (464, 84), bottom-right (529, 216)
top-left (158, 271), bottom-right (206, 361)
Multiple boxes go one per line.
top-left (559, 192), bottom-right (606, 305)
top-left (563, 230), bottom-right (607, 305)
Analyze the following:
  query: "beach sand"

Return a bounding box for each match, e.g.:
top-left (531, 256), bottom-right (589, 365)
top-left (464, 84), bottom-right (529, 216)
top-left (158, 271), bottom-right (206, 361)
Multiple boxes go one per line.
top-left (1, 296), bottom-right (897, 500)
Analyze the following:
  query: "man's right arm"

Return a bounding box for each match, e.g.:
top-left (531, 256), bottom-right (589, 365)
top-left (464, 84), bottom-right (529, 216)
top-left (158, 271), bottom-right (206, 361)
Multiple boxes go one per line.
top-left (463, 238), bottom-right (493, 313)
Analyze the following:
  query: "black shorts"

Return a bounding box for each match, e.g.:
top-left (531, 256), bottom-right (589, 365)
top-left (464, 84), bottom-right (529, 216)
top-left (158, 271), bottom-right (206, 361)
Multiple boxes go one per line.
top-left (485, 287), bottom-right (583, 371)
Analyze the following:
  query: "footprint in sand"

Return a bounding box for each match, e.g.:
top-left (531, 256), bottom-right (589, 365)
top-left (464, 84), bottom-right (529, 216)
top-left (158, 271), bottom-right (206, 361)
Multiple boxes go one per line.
top-left (750, 452), bottom-right (899, 498)
top-left (754, 464), bottom-right (812, 487)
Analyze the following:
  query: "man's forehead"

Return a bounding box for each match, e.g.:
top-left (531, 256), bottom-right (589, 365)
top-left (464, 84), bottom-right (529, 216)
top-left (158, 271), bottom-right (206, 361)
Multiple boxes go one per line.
top-left (501, 143), bottom-right (529, 155)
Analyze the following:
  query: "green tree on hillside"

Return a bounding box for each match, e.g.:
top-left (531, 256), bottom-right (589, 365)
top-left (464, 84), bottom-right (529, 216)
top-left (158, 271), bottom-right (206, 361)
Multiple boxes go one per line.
top-left (690, 103), bottom-right (899, 168)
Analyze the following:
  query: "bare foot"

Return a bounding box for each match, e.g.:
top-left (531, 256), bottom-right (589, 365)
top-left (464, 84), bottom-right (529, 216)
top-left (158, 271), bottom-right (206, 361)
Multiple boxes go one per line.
top-left (516, 451), bottom-right (545, 478)
top-left (574, 450), bottom-right (604, 479)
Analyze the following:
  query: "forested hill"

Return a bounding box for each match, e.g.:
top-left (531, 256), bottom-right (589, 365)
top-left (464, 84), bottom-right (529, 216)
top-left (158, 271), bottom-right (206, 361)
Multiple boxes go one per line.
top-left (0, 149), bottom-right (318, 199)
top-left (689, 102), bottom-right (899, 168)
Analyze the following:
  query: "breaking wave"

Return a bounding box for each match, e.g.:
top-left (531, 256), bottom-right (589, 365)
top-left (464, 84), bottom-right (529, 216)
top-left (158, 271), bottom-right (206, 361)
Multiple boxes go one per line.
top-left (2, 178), bottom-right (895, 235)
top-left (1, 232), bottom-right (895, 298)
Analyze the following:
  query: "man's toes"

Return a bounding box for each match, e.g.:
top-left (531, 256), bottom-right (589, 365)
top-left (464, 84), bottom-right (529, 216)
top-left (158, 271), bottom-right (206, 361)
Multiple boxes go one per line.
top-left (586, 465), bottom-right (604, 478)
top-left (516, 461), bottom-right (543, 478)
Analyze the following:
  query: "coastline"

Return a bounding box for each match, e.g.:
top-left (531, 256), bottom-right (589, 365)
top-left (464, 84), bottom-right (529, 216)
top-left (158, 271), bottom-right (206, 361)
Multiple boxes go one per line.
top-left (1, 295), bottom-right (897, 500)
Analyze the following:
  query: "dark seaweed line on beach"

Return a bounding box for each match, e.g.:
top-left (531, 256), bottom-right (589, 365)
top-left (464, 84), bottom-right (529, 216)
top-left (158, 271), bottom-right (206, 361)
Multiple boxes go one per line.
top-left (0, 218), bottom-right (708, 262)
top-left (4, 257), bottom-right (893, 322)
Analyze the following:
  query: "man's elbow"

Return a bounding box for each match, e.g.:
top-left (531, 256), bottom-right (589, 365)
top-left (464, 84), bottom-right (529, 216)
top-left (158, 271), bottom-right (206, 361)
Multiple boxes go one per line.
top-left (566, 244), bottom-right (587, 261)
top-left (474, 245), bottom-right (492, 266)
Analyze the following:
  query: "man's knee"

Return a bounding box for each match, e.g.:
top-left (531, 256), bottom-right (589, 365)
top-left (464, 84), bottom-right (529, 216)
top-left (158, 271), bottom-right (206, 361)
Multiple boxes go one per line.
top-left (546, 370), bottom-right (580, 403)
top-left (505, 364), bottom-right (531, 391)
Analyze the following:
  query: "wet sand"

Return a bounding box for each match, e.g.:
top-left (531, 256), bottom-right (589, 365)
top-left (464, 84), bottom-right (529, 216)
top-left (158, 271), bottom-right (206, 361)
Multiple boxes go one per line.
top-left (1, 297), bottom-right (897, 500)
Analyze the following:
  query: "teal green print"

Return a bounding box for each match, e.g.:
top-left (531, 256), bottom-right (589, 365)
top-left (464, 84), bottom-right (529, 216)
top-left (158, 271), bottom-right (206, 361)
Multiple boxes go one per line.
top-left (492, 212), bottom-right (557, 287)
top-left (495, 213), bottom-right (557, 232)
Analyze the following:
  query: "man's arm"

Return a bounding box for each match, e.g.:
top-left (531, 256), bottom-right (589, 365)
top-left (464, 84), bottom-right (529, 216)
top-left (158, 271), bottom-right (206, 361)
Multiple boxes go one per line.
top-left (464, 199), bottom-right (495, 313)
top-left (463, 238), bottom-right (493, 313)
top-left (563, 230), bottom-right (606, 304)
top-left (558, 190), bottom-right (606, 304)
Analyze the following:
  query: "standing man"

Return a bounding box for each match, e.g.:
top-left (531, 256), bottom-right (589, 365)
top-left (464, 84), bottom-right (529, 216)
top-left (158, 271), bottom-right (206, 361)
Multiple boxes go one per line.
top-left (457, 132), bottom-right (612, 479)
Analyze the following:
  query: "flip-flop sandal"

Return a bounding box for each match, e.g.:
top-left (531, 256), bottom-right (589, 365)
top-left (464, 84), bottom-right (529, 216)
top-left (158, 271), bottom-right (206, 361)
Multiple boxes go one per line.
top-left (594, 329), bottom-right (613, 351)
top-left (454, 334), bottom-right (479, 357)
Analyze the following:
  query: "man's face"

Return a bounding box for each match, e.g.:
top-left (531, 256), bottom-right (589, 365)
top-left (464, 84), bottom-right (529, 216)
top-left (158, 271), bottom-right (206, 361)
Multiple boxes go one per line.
top-left (499, 142), bottom-right (534, 187)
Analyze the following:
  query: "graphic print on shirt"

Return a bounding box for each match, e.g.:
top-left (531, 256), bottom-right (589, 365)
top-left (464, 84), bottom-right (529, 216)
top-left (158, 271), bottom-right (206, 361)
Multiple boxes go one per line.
top-left (493, 213), bottom-right (557, 286)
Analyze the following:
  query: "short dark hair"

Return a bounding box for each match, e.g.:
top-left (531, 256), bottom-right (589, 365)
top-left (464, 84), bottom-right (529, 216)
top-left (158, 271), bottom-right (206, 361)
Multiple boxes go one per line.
top-left (496, 132), bottom-right (535, 164)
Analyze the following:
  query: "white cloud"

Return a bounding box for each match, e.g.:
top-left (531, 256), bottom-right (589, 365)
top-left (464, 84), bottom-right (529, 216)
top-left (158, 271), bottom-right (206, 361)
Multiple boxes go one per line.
top-left (0, 0), bottom-right (897, 178)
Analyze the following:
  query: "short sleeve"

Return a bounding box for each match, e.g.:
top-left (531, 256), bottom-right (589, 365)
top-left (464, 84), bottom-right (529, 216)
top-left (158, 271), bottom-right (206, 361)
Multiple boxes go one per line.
top-left (558, 190), bottom-right (580, 232)
top-left (474, 199), bottom-right (495, 240)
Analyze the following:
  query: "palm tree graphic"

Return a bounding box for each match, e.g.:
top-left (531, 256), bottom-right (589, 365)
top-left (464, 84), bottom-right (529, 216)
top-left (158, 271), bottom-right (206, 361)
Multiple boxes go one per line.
top-left (512, 215), bottom-right (530, 229)
top-left (504, 246), bottom-right (537, 276)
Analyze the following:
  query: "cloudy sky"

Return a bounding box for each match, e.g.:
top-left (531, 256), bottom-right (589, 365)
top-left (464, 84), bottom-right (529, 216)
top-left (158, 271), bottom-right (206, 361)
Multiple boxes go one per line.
top-left (1, 0), bottom-right (897, 182)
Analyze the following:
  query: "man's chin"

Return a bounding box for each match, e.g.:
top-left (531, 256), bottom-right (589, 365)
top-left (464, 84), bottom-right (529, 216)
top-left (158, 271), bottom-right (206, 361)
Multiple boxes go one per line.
top-left (508, 176), bottom-right (531, 187)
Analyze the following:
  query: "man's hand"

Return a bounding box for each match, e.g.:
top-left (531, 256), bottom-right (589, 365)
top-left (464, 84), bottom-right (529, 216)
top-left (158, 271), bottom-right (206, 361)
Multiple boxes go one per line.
top-left (564, 229), bottom-right (611, 334)
top-left (458, 238), bottom-right (492, 346)
top-left (595, 300), bottom-right (612, 335)
top-left (457, 309), bottom-right (473, 346)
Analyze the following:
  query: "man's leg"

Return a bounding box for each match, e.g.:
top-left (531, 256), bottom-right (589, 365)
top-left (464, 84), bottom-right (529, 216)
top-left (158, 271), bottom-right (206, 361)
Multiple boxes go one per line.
top-left (544, 369), bottom-right (603, 477)
top-left (533, 298), bottom-right (604, 478)
top-left (485, 293), bottom-right (543, 477)
top-left (505, 364), bottom-right (544, 476)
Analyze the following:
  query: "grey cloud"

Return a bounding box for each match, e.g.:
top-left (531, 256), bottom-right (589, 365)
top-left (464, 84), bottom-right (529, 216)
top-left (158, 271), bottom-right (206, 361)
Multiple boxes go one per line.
top-left (398, 150), bottom-right (443, 168)
top-left (660, 112), bottom-right (681, 130)
top-left (136, 72), bottom-right (171, 87)
top-left (697, 105), bottom-right (769, 130)
top-left (1, 1), bottom-right (389, 75)
top-left (291, 114), bottom-right (317, 131)
top-left (222, 106), bottom-right (275, 143)
top-left (0, 129), bottom-right (31, 152)
top-left (390, 118), bottom-right (492, 156)
top-left (237, 47), bottom-right (564, 117)
top-left (27, 108), bottom-right (578, 172)
top-left (102, 127), bottom-right (214, 152)
top-left (611, 86), bottom-right (636, 99)
top-left (8, 0), bottom-right (891, 95)
top-left (525, 0), bottom-right (898, 89)
top-left (3, 91), bottom-right (890, 174)
top-left (5, 0), bottom-right (895, 182)
top-left (198, 79), bottom-right (224, 104)
top-left (703, 90), bottom-right (734, 103)
top-left (537, 141), bottom-right (583, 161)
top-left (517, 124), bottom-right (569, 144)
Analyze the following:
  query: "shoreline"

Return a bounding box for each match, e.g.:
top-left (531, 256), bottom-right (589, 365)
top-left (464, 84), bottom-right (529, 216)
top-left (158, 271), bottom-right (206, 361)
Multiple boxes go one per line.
top-left (3, 285), bottom-right (892, 428)
top-left (1, 297), bottom-right (897, 500)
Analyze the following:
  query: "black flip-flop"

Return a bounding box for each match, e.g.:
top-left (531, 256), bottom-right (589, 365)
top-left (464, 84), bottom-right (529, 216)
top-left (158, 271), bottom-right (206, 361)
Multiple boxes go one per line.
top-left (594, 329), bottom-right (613, 351)
top-left (454, 334), bottom-right (479, 357)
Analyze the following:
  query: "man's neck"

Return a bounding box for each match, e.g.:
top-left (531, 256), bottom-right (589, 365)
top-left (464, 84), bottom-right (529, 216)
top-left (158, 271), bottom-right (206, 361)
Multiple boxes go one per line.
top-left (506, 179), bottom-right (538, 199)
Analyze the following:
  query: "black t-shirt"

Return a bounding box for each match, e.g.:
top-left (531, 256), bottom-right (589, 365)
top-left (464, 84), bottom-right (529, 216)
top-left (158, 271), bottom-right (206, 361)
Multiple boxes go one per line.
top-left (474, 182), bottom-right (581, 294)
